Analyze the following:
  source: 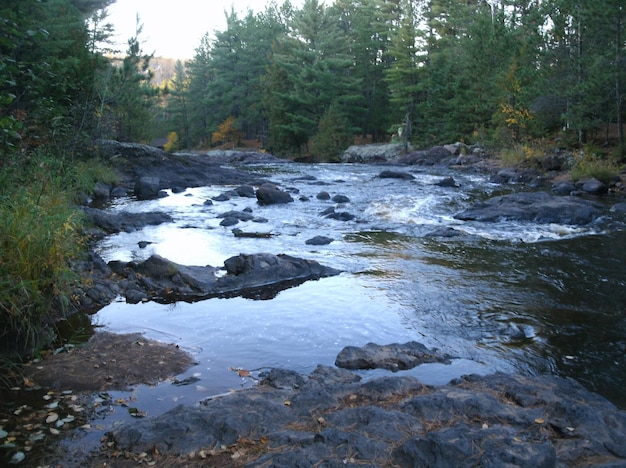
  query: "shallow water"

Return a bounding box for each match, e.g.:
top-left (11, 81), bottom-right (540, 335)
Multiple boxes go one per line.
top-left (5, 162), bottom-right (626, 464)
top-left (92, 162), bottom-right (626, 411)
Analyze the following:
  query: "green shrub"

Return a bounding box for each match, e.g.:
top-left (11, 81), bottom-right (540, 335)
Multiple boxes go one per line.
top-left (0, 149), bottom-right (94, 352)
top-left (569, 151), bottom-right (620, 182)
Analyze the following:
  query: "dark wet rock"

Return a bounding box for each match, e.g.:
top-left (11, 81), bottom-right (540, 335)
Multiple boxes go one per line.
top-left (434, 176), bottom-right (458, 188)
top-left (110, 186), bottom-right (128, 197)
top-left (83, 208), bottom-right (173, 234)
top-left (203, 199), bottom-right (213, 206)
top-left (378, 170), bottom-right (415, 180)
top-left (106, 367), bottom-right (626, 467)
top-left (397, 146), bottom-right (455, 166)
top-left (137, 241), bottom-right (152, 249)
top-left (108, 253), bottom-right (341, 303)
top-left (212, 193), bottom-right (230, 201)
top-left (454, 191), bottom-right (604, 225)
top-left (316, 191), bottom-right (331, 200)
top-left (219, 217), bottom-right (239, 227)
top-left (235, 184), bottom-right (256, 198)
top-left (171, 186), bottom-right (186, 194)
top-left (305, 236), bottom-right (334, 246)
top-left (581, 177), bottom-right (608, 194)
top-left (424, 227), bottom-right (465, 238)
top-left (321, 208), bottom-right (356, 221)
top-left (96, 140), bottom-right (269, 195)
top-left (552, 180), bottom-right (577, 195)
top-left (134, 176), bottom-right (161, 200)
top-left (332, 194), bottom-right (350, 203)
top-left (217, 210), bottom-right (254, 222)
top-left (335, 341), bottom-right (451, 371)
top-left (256, 183), bottom-right (294, 205)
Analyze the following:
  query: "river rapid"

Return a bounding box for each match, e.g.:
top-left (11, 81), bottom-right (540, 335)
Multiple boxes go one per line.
top-left (22, 161), bottom-right (619, 462)
top-left (90, 162), bottom-right (626, 409)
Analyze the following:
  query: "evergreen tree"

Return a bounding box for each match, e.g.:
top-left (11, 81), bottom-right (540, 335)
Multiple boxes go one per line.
top-left (165, 60), bottom-right (191, 149)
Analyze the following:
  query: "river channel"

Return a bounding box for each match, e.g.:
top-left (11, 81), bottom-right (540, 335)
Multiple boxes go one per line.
top-left (7, 162), bottom-right (626, 463)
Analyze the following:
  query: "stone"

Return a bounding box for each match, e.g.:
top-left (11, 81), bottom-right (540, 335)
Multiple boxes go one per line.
top-left (335, 341), bottom-right (451, 371)
top-left (305, 236), bottom-right (334, 246)
top-left (256, 184), bottom-right (294, 205)
top-left (134, 176), bottom-right (161, 200)
top-left (378, 170), bottom-right (416, 180)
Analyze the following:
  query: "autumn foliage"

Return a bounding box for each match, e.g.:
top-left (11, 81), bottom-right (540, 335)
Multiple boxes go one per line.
top-left (212, 116), bottom-right (242, 149)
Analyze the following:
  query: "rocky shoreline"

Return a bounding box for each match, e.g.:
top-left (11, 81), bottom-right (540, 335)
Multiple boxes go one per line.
top-left (60, 141), bottom-right (626, 466)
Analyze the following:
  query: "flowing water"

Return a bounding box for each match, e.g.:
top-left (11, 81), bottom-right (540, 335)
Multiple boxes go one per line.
top-left (5, 162), bottom-right (626, 463)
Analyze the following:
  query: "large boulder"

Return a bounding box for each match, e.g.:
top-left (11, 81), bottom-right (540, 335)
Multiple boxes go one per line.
top-left (134, 176), bottom-right (162, 199)
top-left (397, 146), bottom-right (455, 166)
top-left (256, 184), bottom-right (294, 205)
top-left (454, 191), bottom-right (605, 225)
top-left (341, 143), bottom-right (408, 163)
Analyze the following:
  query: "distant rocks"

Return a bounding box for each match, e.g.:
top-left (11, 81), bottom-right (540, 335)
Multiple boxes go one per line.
top-left (378, 170), bottom-right (416, 180)
top-left (256, 183), bottom-right (294, 205)
top-left (455, 191), bottom-right (605, 225)
top-left (341, 143), bottom-right (408, 163)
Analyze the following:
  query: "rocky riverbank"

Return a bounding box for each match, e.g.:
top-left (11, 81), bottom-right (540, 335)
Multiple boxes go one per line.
top-left (15, 140), bottom-right (626, 466)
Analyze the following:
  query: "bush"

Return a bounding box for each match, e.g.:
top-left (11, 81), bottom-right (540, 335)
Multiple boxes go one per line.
top-left (569, 148), bottom-right (620, 183)
top-left (0, 149), bottom-right (100, 353)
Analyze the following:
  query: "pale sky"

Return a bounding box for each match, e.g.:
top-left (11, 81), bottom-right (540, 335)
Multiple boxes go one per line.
top-left (106, 0), bottom-right (304, 59)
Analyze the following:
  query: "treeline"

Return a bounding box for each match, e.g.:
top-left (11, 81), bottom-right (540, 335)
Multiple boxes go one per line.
top-left (158, 0), bottom-right (625, 159)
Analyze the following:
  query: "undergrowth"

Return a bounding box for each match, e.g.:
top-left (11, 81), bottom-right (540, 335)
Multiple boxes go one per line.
top-left (0, 148), bottom-right (116, 355)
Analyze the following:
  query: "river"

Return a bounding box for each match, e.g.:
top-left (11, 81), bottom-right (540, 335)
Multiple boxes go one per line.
top-left (6, 162), bottom-right (626, 463)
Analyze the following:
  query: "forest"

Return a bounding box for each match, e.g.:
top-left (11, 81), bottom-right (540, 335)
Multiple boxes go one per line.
top-left (0, 0), bottom-right (625, 352)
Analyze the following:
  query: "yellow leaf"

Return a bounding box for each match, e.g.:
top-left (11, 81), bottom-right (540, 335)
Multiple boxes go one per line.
top-left (534, 418), bottom-right (545, 424)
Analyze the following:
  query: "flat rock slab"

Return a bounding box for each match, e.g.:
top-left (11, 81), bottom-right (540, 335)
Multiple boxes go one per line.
top-left (454, 191), bottom-right (605, 225)
top-left (335, 341), bottom-right (451, 371)
top-left (103, 368), bottom-right (626, 467)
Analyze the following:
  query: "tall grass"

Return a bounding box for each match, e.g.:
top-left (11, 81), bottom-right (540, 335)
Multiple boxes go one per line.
top-left (0, 148), bottom-right (115, 353)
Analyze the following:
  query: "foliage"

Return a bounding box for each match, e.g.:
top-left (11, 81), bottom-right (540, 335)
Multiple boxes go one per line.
top-left (164, 131), bottom-right (179, 152)
top-left (309, 103), bottom-right (353, 162)
top-left (0, 149), bottom-right (90, 352)
top-left (212, 116), bottom-right (242, 148)
top-left (569, 148), bottom-right (621, 182)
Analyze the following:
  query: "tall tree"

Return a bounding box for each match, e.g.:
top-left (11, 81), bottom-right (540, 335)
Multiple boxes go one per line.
top-left (165, 60), bottom-right (191, 149)
top-left (264, 0), bottom-right (361, 155)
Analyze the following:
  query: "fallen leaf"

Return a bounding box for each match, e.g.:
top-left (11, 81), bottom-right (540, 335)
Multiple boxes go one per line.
top-left (46, 413), bottom-right (59, 424)
top-left (283, 400), bottom-right (291, 406)
top-left (534, 418), bottom-right (545, 424)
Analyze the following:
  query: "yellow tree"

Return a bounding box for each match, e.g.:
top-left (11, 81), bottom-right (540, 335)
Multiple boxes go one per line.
top-left (212, 116), bottom-right (242, 149)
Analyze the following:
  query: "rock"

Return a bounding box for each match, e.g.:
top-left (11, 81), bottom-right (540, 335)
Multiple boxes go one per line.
top-left (171, 186), bottom-right (186, 194)
top-left (134, 176), bottom-right (161, 200)
top-left (235, 185), bottom-right (256, 198)
top-left (378, 170), bottom-right (416, 180)
top-left (332, 194), bottom-right (350, 203)
top-left (424, 227), bottom-right (465, 238)
top-left (581, 178), bottom-right (608, 194)
top-left (83, 208), bottom-right (173, 233)
top-left (454, 191), bottom-right (604, 225)
top-left (217, 210), bottom-right (254, 222)
top-left (305, 236), bottom-right (334, 246)
top-left (552, 180), bottom-right (577, 195)
top-left (321, 208), bottom-right (356, 221)
top-left (212, 193), bottom-right (230, 201)
top-left (434, 176), bottom-right (458, 188)
top-left (93, 181), bottom-right (111, 198)
top-left (335, 341), bottom-right (451, 371)
top-left (341, 143), bottom-right (408, 163)
top-left (256, 184), bottom-right (294, 205)
top-left (397, 146), bottom-right (455, 166)
top-left (106, 368), bottom-right (626, 467)
top-left (110, 186), bottom-right (128, 197)
top-left (316, 191), bottom-right (331, 200)
top-left (110, 253), bottom-right (341, 303)
top-left (219, 217), bottom-right (239, 227)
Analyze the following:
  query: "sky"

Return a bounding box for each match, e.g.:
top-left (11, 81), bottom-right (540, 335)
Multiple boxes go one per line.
top-left (106, 0), bottom-right (303, 59)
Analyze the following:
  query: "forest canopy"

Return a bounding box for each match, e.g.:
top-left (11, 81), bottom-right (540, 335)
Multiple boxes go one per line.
top-left (1, 0), bottom-right (625, 159)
